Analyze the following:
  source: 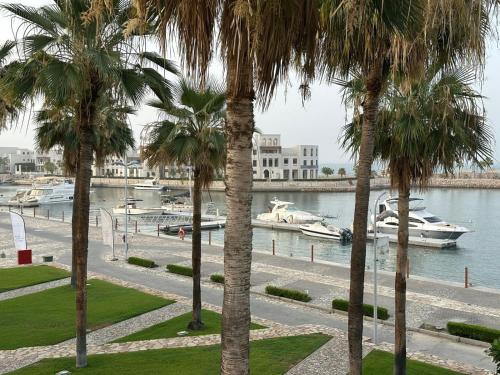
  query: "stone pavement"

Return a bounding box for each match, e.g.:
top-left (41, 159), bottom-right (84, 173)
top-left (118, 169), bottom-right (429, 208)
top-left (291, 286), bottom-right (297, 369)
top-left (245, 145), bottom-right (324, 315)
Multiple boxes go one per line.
top-left (0, 213), bottom-right (497, 374)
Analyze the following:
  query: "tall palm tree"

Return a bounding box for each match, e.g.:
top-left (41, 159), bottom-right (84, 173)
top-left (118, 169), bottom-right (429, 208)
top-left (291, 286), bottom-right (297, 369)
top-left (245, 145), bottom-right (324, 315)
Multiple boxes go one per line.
top-left (121, 2), bottom-right (319, 373)
top-left (1, 0), bottom-right (175, 367)
top-left (341, 65), bottom-right (494, 373)
top-left (143, 78), bottom-right (226, 330)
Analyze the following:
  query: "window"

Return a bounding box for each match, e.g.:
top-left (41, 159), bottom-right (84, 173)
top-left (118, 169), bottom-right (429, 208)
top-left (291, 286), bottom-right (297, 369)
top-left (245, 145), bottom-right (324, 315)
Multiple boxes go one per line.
top-left (275, 158), bottom-right (279, 167)
top-left (284, 158), bottom-right (289, 165)
top-left (263, 159), bottom-right (267, 167)
top-left (253, 149), bottom-right (257, 155)
top-left (310, 160), bottom-right (313, 166)
top-left (303, 160), bottom-right (307, 166)
top-left (316, 160), bottom-right (318, 166)
top-left (253, 170), bottom-right (257, 175)
top-left (293, 158), bottom-right (297, 165)
top-left (409, 217), bottom-right (424, 224)
top-left (273, 138), bottom-right (278, 146)
top-left (303, 148), bottom-right (306, 156)
top-left (310, 148), bottom-right (313, 156)
top-left (303, 170), bottom-right (307, 179)
top-left (269, 158), bottom-right (273, 167)
top-left (253, 160), bottom-right (257, 167)
top-left (316, 148), bottom-right (318, 156)
top-left (424, 216), bottom-right (442, 223)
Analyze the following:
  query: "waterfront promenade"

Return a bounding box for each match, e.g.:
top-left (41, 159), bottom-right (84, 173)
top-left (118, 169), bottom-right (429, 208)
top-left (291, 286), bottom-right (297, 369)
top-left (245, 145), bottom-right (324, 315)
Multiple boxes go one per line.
top-left (0, 212), bottom-right (497, 373)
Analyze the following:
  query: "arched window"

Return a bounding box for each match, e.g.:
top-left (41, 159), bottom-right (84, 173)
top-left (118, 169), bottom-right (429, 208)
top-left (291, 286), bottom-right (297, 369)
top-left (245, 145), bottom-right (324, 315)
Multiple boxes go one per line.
top-left (263, 138), bottom-right (266, 145)
top-left (273, 138), bottom-right (277, 146)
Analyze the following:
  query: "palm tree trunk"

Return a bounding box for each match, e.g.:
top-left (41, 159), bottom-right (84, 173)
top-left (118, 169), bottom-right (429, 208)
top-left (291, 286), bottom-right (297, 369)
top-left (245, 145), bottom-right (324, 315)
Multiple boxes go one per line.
top-left (71, 164), bottom-right (79, 288)
top-left (221, 25), bottom-right (255, 375)
top-left (188, 169), bottom-right (203, 330)
top-left (348, 60), bottom-right (384, 375)
top-left (395, 181), bottom-right (409, 374)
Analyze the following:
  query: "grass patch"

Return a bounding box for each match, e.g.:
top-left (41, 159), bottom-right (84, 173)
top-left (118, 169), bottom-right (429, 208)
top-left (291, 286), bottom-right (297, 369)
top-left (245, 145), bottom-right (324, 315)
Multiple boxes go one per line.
top-left (265, 285), bottom-right (312, 302)
top-left (0, 279), bottom-right (174, 350)
top-left (11, 334), bottom-right (330, 375)
top-left (166, 264), bottom-right (193, 277)
top-left (362, 350), bottom-right (463, 374)
top-left (127, 257), bottom-right (156, 268)
top-left (332, 299), bottom-right (390, 320)
top-left (210, 274), bottom-right (224, 284)
top-left (114, 309), bottom-right (265, 343)
top-left (0, 265), bottom-right (70, 292)
top-left (447, 322), bottom-right (500, 343)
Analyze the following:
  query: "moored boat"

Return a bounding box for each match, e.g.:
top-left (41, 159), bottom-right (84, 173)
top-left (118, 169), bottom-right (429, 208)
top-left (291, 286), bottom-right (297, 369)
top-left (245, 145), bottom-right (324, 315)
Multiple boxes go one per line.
top-left (256, 198), bottom-right (324, 224)
top-left (299, 222), bottom-right (352, 243)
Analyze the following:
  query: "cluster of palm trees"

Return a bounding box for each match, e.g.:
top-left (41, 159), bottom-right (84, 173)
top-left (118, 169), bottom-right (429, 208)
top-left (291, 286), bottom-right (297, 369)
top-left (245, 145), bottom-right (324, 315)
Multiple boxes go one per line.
top-left (0, 0), bottom-right (496, 374)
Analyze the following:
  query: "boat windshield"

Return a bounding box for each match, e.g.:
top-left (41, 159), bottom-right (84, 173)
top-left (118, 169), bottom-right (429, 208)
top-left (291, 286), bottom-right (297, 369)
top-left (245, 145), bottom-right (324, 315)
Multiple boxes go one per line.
top-left (30, 189), bottom-right (52, 197)
top-left (424, 216), bottom-right (442, 223)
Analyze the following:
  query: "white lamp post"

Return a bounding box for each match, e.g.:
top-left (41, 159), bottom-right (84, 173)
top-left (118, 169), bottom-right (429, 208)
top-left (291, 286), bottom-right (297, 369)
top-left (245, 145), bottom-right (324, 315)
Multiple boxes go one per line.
top-left (373, 191), bottom-right (386, 344)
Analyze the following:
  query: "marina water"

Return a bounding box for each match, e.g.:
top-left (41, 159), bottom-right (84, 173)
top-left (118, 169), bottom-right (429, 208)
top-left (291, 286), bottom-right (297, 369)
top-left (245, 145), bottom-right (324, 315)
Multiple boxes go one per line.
top-left (1, 185), bottom-right (498, 289)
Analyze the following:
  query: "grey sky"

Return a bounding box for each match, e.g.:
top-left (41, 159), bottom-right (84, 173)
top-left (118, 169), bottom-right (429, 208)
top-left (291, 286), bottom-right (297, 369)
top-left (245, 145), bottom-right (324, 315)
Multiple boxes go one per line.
top-left (0, 0), bottom-right (498, 163)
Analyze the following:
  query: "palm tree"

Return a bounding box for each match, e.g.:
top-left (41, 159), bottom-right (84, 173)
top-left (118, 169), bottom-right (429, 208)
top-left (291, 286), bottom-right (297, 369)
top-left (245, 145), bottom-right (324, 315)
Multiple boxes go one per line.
top-left (341, 65), bottom-right (493, 373)
top-left (338, 168), bottom-right (347, 178)
top-left (2, 0), bottom-right (175, 367)
top-left (143, 78), bottom-right (226, 330)
top-left (122, 2), bottom-right (319, 372)
top-left (0, 41), bottom-right (21, 132)
top-left (321, 1), bottom-right (496, 371)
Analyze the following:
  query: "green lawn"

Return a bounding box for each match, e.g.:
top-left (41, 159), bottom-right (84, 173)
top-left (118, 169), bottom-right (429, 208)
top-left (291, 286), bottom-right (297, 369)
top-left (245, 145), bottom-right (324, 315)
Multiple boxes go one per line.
top-left (363, 350), bottom-right (464, 375)
top-left (10, 334), bottom-right (331, 375)
top-left (0, 279), bottom-right (174, 350)
top-left (114, 309), bottom-right (266, 343)
top-left (0, 265), bottom-right (70, 292)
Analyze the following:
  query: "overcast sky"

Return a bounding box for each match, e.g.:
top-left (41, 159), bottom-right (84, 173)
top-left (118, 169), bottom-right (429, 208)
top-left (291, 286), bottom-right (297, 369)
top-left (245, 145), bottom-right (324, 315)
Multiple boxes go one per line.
top-left (0, 0), bottom-right (498, 164)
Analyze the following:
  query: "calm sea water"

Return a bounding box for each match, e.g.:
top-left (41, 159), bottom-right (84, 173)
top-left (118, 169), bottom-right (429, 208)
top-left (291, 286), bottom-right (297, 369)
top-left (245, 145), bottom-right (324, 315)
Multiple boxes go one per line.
top-left (1, 185), bottom-right (498, 289)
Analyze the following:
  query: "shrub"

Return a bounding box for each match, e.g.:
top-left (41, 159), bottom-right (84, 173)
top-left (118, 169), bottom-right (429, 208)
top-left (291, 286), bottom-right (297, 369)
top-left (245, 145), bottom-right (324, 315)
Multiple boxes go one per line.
top-left (265, 285), bottom-right (311, 302)
top-left (166, 264), bottom-right (193, 277)
top-left (331, 299), bottom-right (390, 320)
top-left (210, 274), bottom-right (224, 284)
top-left (127, 257), bottom-right (156, 268)
top-left (447, 322), bottom-right (500, 343)
top-left (486, 339), bottom-right (500, 374)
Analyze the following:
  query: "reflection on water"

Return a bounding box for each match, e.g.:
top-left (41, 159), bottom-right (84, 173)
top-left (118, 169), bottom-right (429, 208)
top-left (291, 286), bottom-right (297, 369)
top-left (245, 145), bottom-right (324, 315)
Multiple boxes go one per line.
top-left (1, 184), bottom-right (499, 288)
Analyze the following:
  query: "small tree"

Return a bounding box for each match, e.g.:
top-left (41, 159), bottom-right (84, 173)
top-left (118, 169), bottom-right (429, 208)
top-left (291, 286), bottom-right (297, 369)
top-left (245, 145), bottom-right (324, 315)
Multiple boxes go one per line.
top-left (321, 166), bottom-right (334, 177)
top-left (338, 167), bottom-right (346, 178)
top-left (43, 161), bottom-right (56, 175)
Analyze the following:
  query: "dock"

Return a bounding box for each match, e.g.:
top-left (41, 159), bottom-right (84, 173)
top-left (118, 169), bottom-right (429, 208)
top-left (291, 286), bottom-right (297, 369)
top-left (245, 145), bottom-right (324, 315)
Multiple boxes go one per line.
top-left (251, 219), bottom-right (301, 232)
top-left (366, 232), bottom-right (456, 248)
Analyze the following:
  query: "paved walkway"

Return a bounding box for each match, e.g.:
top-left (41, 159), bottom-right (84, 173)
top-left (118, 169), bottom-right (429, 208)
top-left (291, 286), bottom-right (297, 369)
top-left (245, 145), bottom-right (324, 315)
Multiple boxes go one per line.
top-left (0, 214), bottom-right (497, 374)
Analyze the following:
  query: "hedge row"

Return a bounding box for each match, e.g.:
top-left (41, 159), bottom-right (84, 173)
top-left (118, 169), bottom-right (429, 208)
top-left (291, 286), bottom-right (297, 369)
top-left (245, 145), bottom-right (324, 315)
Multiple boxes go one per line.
top-left (166, 264), bottom-right (193, 277)
top-left (127, 257), bottom-right (156, 268)
top-left (332, 299), bottom-right (390, 320)
top-left (210, 274), bottom-right (224, 284)
top-left (447, 322), bottom-right (500, 343)
top-left (265, 285), bottom-right (311, 302)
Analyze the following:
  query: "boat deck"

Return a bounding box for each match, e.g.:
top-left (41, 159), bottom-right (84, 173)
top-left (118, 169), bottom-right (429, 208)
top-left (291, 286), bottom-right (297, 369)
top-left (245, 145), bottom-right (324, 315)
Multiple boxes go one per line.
top-left (251, 219), bottom-right (301, 232)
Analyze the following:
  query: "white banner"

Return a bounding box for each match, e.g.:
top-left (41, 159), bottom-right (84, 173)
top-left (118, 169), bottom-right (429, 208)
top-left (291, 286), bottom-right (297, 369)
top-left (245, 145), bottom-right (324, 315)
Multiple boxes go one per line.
top-left (10, 212), bottom-right (27, 250)
top-left (100, 208), bottom-right (114, 249)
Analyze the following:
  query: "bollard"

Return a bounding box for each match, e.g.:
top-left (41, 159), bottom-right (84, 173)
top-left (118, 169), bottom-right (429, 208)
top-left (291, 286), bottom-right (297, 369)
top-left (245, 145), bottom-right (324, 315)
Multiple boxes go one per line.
top-left (465, 267), bottom-right (469, 288)
top-left (209, 231), bottom-right (212, 245)
top-left (33, 207), bottom-right (35, 217)
top-left (62, 211), bottom-right (64, 222)
top-left (406, 259), bottom-right (410, 279)
top-left (115, 218), bottom-right (118, 230)
top-left (157, 223), bottom-right (160, 237)
top-left (311, 245), bottom-right (314, 262)
top-left (20, 206), bottom-right (23, 215)
top-left (47, 210), bottom-right (49, 220)
top-left (135, 221), bottom-right (138, 233)
top-left (272, 239), bottom-right (275, 255)
top-left (96, 216), bottom-right (98, 227)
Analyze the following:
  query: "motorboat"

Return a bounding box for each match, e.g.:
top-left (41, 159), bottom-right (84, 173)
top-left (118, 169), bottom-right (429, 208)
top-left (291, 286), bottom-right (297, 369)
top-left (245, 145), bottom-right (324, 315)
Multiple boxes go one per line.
top-left (256, 198), bottom-right (324, 224)
top-left (161, 192), bottom-right (193, 213)
top-left (6, 189), bottom-right (31, 206)
top-left (299, 222), bottom-right (353, 243)
top-left (372, 197), bottom-right (471, 240)
top-left (133, 178), bottom-right (166, 191)
top-left (19, 181), bottom-right (75, 207)
top-left (112, 199), bottom-right (163, 215)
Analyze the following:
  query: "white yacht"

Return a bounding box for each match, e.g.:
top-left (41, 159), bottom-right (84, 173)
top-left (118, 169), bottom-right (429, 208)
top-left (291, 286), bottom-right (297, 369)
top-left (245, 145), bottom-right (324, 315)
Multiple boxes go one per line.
top-left (373, 197), bottom-right (471, 240)
top-left (20, 181), bottom-right (75, 207)
top-left (112, 199), bottom-right (163, 216)
top-left (256, 198), bottom-right (324, 224)
top-left (133, 178), bottom-right (165, 191)
top-left (7, 189), bottom-right (31, 206)
top-left (299, 222), bottom-right (353, 243)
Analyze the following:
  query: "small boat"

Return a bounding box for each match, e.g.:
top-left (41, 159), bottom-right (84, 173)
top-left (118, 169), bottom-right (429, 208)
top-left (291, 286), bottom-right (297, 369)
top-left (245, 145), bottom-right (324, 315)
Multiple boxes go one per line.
top-left (373, 197), bottom-right (471, 240)
top-left (133, 178), bottom-right (166, 191)
top-left (299, 222), bottom-right (353, 243)
top-left (162, 220), bottom-right (226, 233)
top-left (19, 180), bottom-right (75, 207)
top-left (256, 198), bottom-right (324, 224)
top-left (112, 200), bottom-right (163, 216)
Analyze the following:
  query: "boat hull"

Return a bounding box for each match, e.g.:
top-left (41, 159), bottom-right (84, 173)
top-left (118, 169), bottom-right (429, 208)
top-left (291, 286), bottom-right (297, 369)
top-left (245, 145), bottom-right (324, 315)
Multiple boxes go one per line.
top-left (377, 226), bottom-right (468, 240)
top-left (300, 227), bottom-right (342, 240)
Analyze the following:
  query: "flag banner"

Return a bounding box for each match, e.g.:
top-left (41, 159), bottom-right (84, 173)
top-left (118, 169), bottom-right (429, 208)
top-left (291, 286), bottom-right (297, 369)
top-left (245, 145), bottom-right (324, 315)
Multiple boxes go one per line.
top-left (10, 212), bottom-right (27, 250)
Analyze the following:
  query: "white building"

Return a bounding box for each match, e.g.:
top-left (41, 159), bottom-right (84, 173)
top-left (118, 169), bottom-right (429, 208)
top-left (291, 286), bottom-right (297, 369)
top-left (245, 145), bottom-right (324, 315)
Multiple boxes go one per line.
top-left (0, 147), bottom-right (36, 174)
top-left (252, 134), bottom-right (319, 180)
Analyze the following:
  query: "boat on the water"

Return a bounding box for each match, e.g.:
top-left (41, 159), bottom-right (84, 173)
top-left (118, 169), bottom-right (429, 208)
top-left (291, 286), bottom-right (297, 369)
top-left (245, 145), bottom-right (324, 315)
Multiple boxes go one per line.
top-left (6, 189), bottom-right (31, 206)
top-left (112, 199), bottom-right (163, 216)
top-left (18, 180), bottom-right (75, 207)
top-left (162, 220), bottom-right (226, 234)
top-left (133, 178), bottom-right (166, 191)
top-left (299, 222), bottom-right (353, 243)
top-left (161, 192), bottom-right (193, 213)
top-left (372, 197), bottom-right (471, 240)
top-left (256, 198), bottom-right (324, 224)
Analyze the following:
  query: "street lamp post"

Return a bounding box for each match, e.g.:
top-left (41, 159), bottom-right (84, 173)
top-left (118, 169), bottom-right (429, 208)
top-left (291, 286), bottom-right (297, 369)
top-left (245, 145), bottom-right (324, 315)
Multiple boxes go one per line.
top-left (373, 191), bottom-right (386, 345)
